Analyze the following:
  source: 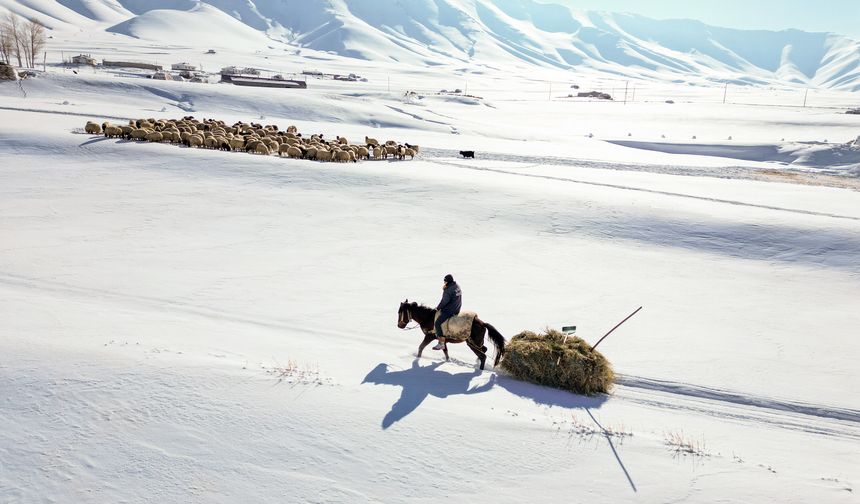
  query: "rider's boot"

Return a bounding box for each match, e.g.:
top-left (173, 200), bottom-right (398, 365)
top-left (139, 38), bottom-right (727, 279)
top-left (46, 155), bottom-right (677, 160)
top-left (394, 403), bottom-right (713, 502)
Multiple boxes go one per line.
top-left (432, 337), bottom-right (446, 350)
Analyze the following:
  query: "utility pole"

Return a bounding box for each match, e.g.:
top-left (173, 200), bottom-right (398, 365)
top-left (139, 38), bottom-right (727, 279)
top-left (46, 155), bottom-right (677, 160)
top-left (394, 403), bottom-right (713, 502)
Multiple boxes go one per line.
top-left (722, 82), bottom-right (728, 104)
top-left (623, 80), bottom-right (629, 105)
top-left (803, 88), bottom-right (809, 107)
top-left (548, 81), bottom-right (552, 101)
top-left (387, 74), bottom-right (390, 92)
top-left (631, 86), bottom-right (636, 102)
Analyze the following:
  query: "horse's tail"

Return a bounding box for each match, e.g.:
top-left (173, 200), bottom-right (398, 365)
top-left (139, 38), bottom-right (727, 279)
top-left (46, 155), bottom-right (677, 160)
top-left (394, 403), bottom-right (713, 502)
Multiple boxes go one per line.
top-left (484, 322), bottom-right (506, 367)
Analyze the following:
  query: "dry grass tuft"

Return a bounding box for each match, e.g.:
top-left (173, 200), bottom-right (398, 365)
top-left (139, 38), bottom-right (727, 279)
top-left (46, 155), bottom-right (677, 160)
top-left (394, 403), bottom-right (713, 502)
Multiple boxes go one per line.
top-left (664, 431), bottom-right (710, 457)
top-left (499, 328), bottom-right (615, 395)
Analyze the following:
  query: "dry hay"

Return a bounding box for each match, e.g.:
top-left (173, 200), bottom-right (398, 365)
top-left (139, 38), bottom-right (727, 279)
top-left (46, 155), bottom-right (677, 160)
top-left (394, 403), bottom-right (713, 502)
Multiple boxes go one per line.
top-left (0, 63), bottom-right (17, 81)
top-left (499, 328), bottom-right (614, 395)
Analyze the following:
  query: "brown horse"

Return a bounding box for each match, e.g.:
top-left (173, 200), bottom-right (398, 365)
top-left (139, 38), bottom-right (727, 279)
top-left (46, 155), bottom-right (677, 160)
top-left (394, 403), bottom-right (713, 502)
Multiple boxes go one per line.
top-left (397, 300), bottom-right (506, 370)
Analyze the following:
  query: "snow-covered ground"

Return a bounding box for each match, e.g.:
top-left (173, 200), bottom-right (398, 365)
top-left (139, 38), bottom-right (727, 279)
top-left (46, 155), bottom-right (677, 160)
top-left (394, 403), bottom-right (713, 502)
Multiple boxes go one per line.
top-left (2, 3), bottom-right (860, 503)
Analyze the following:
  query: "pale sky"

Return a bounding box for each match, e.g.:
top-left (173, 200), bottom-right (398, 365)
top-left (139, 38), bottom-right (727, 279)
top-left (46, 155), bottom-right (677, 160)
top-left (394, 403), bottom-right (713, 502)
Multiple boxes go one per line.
top-left (546, 0), bottom-right (860, 39)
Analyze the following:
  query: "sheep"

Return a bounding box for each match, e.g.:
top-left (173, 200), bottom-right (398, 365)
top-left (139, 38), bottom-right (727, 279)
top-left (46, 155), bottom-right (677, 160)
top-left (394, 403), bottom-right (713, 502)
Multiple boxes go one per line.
top-left (336, 150), bottom-right (351, 163)
top-left (263, 137), bottom-right (279, 151)
top-left (186, 134), bottom-right (204, 148)
top-left (245, 140), bottom-right (262, 152)
top-left (229, 137), bottom-right (245, 151)
top-left (84, 121), bottom-right (102, 135)
top-left (90, 114), bottom-right (432, 165)
top-left (145, 131), bottom-right (164, 143)
top-left (104, 125), bottom-right (123, 138)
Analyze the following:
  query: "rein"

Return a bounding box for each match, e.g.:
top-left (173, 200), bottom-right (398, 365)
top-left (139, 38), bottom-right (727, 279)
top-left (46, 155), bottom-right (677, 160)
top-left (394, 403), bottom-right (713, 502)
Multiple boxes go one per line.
top-left (400, 305), bottom-right (422, 331)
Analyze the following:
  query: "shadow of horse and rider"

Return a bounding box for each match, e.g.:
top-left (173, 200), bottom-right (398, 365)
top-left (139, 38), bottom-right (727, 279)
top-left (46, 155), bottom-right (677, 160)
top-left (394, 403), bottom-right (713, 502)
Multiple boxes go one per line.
top-left (363, 358), bottom-right (609, 430)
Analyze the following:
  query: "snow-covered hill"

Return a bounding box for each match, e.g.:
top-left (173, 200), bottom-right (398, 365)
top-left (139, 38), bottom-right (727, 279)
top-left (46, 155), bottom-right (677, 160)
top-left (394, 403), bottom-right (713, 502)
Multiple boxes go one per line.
top-left (1, 0), bottom-right (859, 90)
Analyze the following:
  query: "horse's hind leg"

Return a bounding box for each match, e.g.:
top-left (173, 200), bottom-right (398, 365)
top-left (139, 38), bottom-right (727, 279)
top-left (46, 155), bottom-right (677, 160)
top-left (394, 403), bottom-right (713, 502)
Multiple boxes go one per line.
top-left (471, 322), bottom-right (488, 369)
top-left (469, 342), bottom-right (487, 370)
top-left (417, 334), bottom-right (435, 358)
top-left (467, 339), bottom-right (487, 370)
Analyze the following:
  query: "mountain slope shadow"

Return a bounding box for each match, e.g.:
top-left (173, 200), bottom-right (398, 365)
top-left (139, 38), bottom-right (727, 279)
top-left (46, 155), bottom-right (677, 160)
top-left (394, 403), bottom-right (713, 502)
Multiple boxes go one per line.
top-left (362, 359), bottom-right (495, 429)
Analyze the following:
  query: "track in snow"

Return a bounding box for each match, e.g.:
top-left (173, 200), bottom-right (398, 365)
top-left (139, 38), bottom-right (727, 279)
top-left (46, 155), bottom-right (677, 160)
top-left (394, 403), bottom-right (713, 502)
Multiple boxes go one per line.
top-left (615, 375), bottom-right (860, 440)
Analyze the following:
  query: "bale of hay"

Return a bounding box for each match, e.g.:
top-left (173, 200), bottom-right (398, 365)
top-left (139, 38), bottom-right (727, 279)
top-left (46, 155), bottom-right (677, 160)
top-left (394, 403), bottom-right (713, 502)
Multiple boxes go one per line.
top-left (0, 62), bottom-right (17, 81)
top-left (499, 328), bottom-right (614, 395)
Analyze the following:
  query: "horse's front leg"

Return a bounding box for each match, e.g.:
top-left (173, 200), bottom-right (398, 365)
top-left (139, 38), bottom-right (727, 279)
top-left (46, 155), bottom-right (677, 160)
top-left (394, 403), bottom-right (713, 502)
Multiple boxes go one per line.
top-left (417, 333), bottom-right (435, 358)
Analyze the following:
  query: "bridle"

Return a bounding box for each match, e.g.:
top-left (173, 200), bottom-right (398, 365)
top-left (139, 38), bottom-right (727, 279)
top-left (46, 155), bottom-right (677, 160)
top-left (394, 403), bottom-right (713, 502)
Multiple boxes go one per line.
top-left (398, 304), bottom-right (421, 330)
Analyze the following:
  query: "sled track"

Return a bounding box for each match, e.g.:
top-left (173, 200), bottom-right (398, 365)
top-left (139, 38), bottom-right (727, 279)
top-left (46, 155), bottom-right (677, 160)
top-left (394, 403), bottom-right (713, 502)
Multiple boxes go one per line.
top-left (617, 375), bottom-right (860, 423)
top-left (616, 374), bottom-right (860, 439)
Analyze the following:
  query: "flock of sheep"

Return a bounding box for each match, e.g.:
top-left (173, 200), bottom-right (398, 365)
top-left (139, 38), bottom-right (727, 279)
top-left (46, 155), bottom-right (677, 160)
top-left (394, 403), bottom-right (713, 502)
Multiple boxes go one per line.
top-left (84, 116), bottom-right (419, 162)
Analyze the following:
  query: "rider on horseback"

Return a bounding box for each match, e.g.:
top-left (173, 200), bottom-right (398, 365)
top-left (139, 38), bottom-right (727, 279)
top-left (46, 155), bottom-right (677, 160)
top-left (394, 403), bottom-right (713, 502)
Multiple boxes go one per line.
top-left (433, 274), bottom-right (462, 350)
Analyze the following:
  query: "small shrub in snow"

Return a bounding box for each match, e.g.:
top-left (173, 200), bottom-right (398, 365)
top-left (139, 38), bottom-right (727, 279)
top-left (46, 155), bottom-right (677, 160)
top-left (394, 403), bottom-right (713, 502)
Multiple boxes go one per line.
top-left (664, 431), bottom-right (710, 457)
top-left (0, 62), bottom-right (17, 81)
top-left (264, 358), bottom-right (334, 386)
top-left (559, 414), bottom-right (633, 440)
top-left (499, 328), bottom-right (615, 395)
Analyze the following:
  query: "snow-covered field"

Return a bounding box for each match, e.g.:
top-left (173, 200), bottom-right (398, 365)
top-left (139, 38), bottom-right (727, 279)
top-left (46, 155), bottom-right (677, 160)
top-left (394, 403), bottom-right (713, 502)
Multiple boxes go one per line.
top-left (2, 2), bottom-right (860, 503)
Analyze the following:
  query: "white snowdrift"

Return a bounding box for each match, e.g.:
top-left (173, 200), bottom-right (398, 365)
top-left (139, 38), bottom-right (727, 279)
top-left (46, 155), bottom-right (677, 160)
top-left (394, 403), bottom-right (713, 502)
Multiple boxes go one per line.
top-left (608, 139), bottom-right (860, 174)
top-left (106, 3), bottom-right (273, 48)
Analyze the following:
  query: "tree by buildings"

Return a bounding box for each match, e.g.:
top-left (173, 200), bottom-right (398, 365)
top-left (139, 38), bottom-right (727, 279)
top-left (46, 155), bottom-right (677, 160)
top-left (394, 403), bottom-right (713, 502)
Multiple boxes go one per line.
top-left (1, 13), bottom-right (46, 68)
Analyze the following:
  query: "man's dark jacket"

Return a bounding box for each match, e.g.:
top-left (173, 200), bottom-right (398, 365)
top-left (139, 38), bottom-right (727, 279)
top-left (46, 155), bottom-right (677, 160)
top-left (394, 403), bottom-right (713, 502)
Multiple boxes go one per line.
top-left (436, 282), bottom-right (462, 316)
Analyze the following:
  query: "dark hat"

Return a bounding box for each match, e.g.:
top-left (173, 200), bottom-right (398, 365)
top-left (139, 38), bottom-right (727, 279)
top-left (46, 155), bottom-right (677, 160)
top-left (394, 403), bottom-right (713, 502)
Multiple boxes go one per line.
top-left (443, 274), bottom-right (454, 283)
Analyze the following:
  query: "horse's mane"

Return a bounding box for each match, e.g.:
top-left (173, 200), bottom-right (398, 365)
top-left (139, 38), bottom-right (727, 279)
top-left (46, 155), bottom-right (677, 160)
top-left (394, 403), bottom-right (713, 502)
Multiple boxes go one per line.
top-left (407, 301), bottom-right (435, 314)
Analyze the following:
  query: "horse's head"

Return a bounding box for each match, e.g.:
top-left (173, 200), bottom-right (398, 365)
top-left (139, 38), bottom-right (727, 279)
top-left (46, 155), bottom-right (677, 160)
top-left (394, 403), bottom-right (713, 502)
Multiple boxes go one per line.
top-left (397, 299), bottom-right (411, 329)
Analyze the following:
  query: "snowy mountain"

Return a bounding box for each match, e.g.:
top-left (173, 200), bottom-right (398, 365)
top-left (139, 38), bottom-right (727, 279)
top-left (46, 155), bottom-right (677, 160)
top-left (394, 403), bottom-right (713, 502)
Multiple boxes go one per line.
top-left (2, 0), bottom-right (859, 89)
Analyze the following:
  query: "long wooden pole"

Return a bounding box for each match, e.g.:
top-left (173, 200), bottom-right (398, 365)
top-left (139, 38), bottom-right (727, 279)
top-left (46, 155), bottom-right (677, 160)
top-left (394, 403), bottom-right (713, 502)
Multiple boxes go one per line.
top-left (591, 306), bottom-right (642, 351)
